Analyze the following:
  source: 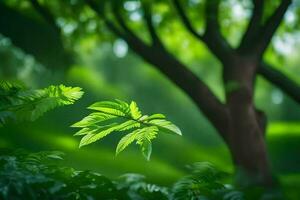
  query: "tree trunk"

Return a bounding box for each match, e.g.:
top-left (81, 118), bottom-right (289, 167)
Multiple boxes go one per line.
top-left (222, 56), bottom-right (273, 187)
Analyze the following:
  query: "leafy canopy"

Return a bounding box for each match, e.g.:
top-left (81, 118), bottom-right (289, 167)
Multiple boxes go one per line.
top-left (72, 99), bottom-right (182, 160)
top-left (0, 81), bottom-right (84, 126)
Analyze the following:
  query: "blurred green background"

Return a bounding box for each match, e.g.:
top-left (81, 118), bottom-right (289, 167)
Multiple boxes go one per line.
top-left (0, 0), bottom-right (300, 199)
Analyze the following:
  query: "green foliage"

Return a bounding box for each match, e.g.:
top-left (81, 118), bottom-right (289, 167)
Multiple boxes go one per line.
top-left (0, 149), bottom-right (171, 200)
top-left (0, 81), bottom-right (84, 126)
top-left (0, 149), bottom-right (121, 200)
top-left (171, 162), bottom-right (243, 200)
top-left (0, 149), bottom-right (284, 200)
top-left (72, 99), bottom-right (182, 160)
top-left (117, 173), bottom-right (169, 200)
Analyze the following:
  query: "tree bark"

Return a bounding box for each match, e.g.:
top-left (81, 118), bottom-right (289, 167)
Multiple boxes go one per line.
top-left (223, 56), bottom-right (273, 186)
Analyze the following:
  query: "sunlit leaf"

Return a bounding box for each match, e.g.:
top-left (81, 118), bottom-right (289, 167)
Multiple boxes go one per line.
top-left (148, 119), bottom-right (182, 136)
top-left (0, 81), bottom-right (84, 125)
top-left (130, 101), bottom-right (142, 119)
top-left (72, 100), bottom-right (182, 160)
top-left (116, 130), bottom-right (140, 155)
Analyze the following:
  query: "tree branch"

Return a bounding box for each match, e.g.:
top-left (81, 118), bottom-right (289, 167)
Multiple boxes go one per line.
top-left (110, 1), bottom-right (141, 40)
top-left (238, 0), bottom-right (264, 53)
top-left (172, 0), bottom-right (203, 40)
top-left (29, 0), bottom-right (60, 34)
top-left (86, 0), bottom-right (151, 56)
top-left (85, 0), bottom-right (230, 141)
top-left (140, 1), bottom-right (163, 47)
top-left (254, 0), bottom-right (292, 56)
top-left (258, 62), bottom-right (300, 104)
top-left (202, 0), bottom-right (234, 63)
top-left (172, 0), bottom-right (233, 63)
top-left (85, 0), bottom-right (125, 37)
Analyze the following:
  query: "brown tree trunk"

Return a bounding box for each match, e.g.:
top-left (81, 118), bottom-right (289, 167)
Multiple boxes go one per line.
top-left (223, 56), bottom-right (273, 187)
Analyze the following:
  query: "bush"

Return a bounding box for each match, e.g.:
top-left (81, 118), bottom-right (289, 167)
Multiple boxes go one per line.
top-left (0, 149), bottom-right (246, 200)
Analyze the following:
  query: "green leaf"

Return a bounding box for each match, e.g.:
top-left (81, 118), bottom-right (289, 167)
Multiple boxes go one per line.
top-left (135, 127), bottom-right (159, 144)
top-left (143, 114), bottom-right (166, 121)
top-left (71, 113), bottom-right (116, 127)
top-left (116, 130), bottom-right (140, 155)
top-left (74, 127), bottom-right (95, 136)
top-left (148, 119), bottom-right (182, 135)
top-left (88, 100), bottom-right (129, 116)
top-left (79, 125), bottom-right (117, 148)
top-left (140, 139), bottom-right (152, 161)
top-left (74, 124), bottom-right (115, 136)
top-left (116, 120), bottom-right (140, 131)
top-left (136, 126), bottom-right (158, 161)
top-left (129, 101), bottom-right (142, 119)
top-left (73, 100), bottom-right (181, 160)
top-left (44, 84), bottom-right (84, 105)
top-left (0, 82), bottom-right (83, 125)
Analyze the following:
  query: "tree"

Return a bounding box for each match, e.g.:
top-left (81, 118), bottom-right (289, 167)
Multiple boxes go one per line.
top-left (2, 0), bottom-right (300, 187)
top-left (83, 0), bottom-right (300, 187)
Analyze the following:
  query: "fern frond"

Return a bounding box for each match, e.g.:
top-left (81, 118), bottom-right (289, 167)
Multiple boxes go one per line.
top-left (0, 82), bottom-right (83, 126)
top-left (72, 100), bottom-right (182, 160)
top-left (44, 84), bottom-right (83, 105)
